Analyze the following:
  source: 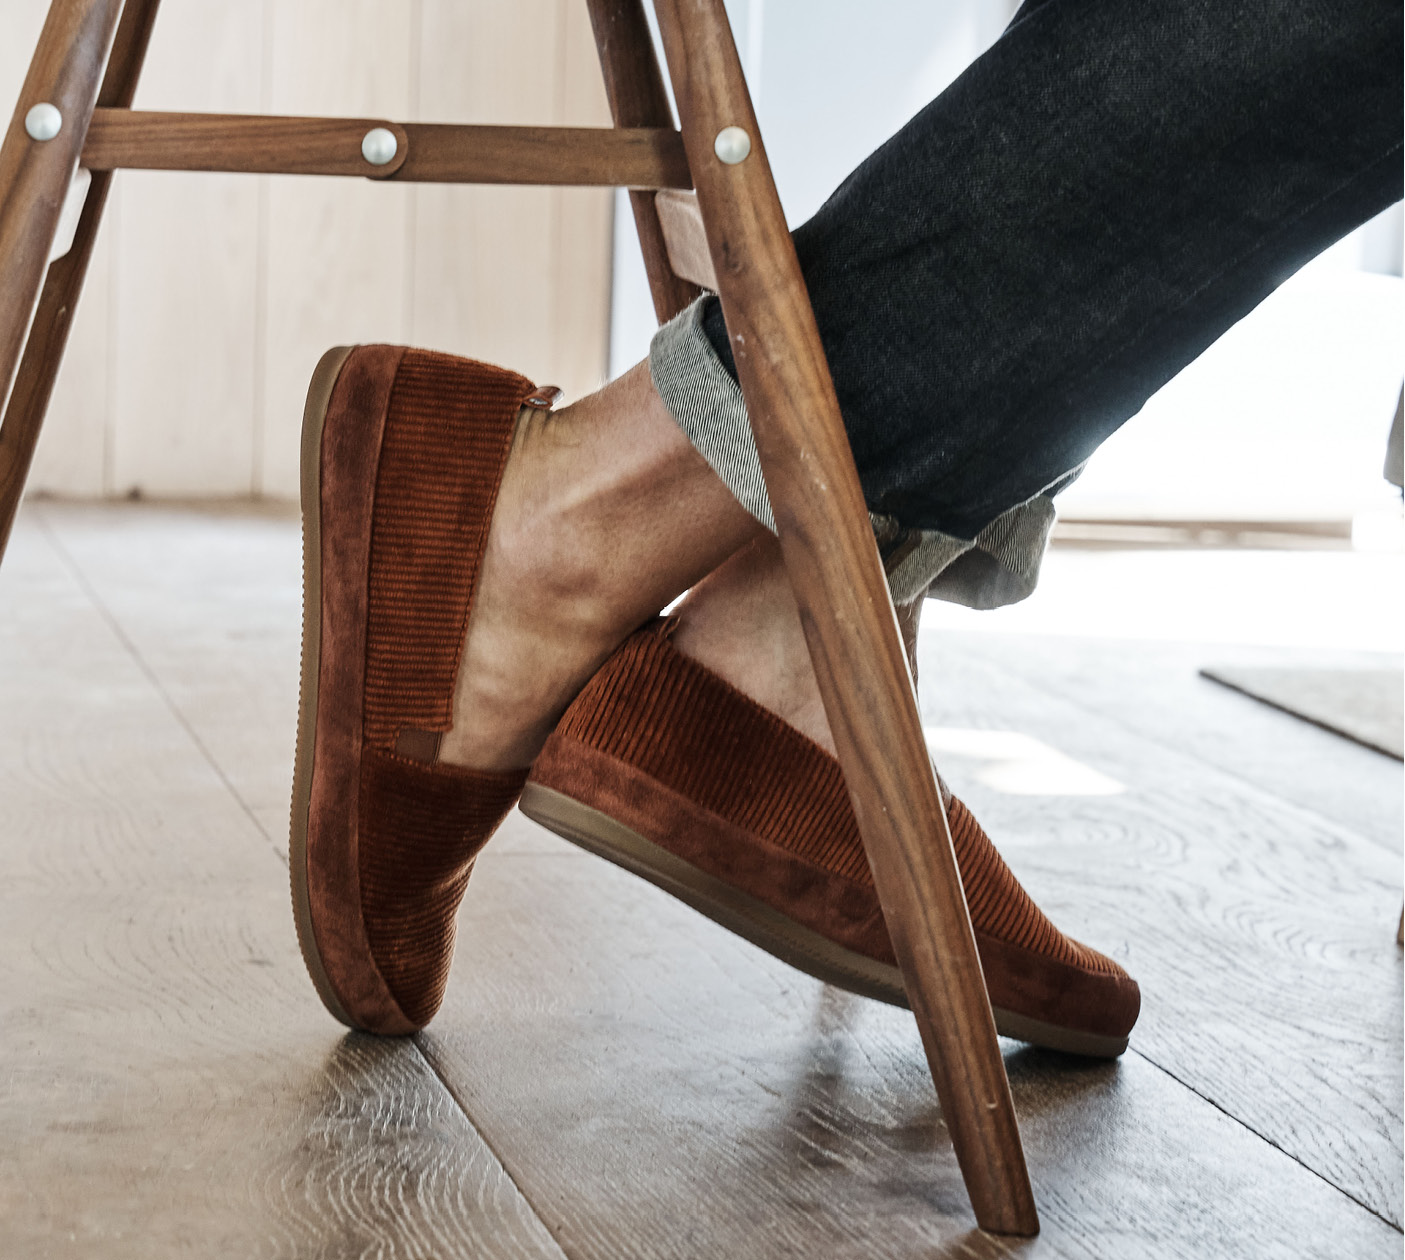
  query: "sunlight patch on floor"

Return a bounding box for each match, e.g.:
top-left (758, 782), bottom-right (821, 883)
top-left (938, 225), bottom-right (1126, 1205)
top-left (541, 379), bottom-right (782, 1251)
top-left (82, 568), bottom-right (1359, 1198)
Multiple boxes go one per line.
top-left (923, 726), bottom-right (1125, 797)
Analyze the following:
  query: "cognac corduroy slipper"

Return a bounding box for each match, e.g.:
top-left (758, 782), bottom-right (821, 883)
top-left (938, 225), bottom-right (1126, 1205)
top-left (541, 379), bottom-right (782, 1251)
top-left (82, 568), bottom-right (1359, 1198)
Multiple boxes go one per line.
top-left (522, 620), bottom-right (1140, 1057)
top-left (290, 344), bottom-right (557, 1035)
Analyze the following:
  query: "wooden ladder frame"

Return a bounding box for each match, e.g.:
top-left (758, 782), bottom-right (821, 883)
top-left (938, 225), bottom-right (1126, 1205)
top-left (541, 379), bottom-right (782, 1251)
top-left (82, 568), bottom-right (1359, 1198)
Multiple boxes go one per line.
top-left (0, 0), bottom-right (1038, 1235)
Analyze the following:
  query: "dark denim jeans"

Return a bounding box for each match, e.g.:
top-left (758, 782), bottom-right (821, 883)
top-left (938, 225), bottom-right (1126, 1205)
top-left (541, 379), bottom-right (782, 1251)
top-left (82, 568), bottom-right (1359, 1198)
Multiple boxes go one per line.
top-left (700, 0), bottom-right (1403, 539)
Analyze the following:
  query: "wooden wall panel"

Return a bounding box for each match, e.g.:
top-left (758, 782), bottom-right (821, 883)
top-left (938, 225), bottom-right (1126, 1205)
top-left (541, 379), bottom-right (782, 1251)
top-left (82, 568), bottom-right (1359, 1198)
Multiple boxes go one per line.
top-left (110, 1), bottom-right (266, 497)
top-left (28, 204), bottom-right (113, 497)
top-left (259, 0), bottom-right (415, 500)
top-left (548, 0), bottom-right (615, 397)
top-left (1, 0), bottom-right (613, 499)
top-left (412, 0), bottom-right (613, 401)
top-left (411, 0), bottom-right (561, 381)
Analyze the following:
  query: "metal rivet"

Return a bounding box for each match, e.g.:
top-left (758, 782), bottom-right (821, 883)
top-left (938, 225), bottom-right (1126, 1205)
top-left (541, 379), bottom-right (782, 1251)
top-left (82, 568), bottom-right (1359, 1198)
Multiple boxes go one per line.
top-left (361, 126), bottom-right (398, 166)
top-left (713, 125), bottom-right (751, 165)
top-left (25, 102), bottom-right (62, 142)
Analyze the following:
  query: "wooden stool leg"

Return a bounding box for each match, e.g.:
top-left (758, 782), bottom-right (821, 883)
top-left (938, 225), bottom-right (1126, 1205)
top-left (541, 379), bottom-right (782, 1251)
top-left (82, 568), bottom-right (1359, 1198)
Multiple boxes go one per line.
top-left (0, 0), bottom-right (160, 564)
top-left (585, 0), bottom-right (700, 323)
top-left (651, 0), bottom-right (1039, 1236)
top-left (0, 0), bottom-right (126, 563)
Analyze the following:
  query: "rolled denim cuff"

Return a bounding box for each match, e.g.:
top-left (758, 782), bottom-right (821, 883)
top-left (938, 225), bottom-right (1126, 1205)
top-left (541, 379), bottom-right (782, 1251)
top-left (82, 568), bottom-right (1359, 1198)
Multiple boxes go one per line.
top-left (648, 295), bottom-right (1059, 609)
top-left (873, 497), bottom-right (1059, 608)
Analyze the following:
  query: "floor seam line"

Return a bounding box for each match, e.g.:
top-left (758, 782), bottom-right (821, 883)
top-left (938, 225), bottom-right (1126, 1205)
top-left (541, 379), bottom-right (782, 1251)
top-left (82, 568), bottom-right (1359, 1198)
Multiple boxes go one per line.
top-left (34, 507), bottom-right (280, 858)
top-left (35, 508), bottom-right (578, 1252)
top-left (1131, 1046), bottom-right (1402, 1233)
top-left (411, 1035), bottom-right (576, 1260)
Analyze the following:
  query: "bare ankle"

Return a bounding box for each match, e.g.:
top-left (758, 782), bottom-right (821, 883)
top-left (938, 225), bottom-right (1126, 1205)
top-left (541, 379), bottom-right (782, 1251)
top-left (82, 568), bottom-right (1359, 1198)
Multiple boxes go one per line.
top-left (672, 537), bottom-right (837, 756)
top-left (438, 359), bottom-right (761, 771)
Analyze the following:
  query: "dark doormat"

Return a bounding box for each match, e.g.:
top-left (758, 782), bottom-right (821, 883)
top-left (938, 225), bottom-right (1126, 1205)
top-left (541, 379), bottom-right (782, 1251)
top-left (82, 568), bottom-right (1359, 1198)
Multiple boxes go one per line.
top-left (1200, 665), bottom-right (1403, 760)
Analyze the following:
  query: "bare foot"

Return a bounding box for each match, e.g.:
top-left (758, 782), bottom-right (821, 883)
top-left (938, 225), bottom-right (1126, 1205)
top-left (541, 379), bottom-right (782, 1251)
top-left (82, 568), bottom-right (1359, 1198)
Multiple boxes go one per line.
top-left (438, 360), bottom-right (761, 771)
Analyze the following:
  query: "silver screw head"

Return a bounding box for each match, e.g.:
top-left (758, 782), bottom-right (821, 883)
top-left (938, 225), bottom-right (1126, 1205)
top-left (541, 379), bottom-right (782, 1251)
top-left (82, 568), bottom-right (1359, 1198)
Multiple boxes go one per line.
top-left (25, 102), bottom-right (62, 142)
top-left (714, 125), bottom-right (751, 165)
top-left (360, 126), bottom-right (398, 166)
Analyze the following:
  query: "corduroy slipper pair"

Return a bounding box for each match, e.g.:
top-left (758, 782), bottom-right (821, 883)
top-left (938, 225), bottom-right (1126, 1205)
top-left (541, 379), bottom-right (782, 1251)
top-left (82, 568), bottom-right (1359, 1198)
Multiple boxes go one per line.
top-left (290, 346), bottom-right (1140, 1055)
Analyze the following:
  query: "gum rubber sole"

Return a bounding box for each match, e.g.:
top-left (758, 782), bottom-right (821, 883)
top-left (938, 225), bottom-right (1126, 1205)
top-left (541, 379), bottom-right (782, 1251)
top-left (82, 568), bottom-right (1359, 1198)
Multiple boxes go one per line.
top-left (289, 345), bottom-right (358, 1030)
top-left (519, 782), bottom-right (1129, 1059)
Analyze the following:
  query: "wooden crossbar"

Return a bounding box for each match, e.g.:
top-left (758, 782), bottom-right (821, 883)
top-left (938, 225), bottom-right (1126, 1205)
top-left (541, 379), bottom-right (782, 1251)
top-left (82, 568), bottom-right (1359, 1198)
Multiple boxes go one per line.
top-left (80, 108), bottom-right (693, 189)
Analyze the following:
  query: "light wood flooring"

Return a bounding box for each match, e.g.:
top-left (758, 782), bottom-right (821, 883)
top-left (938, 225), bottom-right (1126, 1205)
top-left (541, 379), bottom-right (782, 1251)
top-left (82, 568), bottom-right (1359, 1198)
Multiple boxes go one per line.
top-left (2, 501), bottom-right (1400, 1259)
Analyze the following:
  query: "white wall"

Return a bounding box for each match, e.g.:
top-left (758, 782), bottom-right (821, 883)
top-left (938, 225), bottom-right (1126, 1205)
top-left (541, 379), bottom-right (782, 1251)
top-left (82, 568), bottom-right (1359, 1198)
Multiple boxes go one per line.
top-left (610, 0), bottom-right (1019, 377)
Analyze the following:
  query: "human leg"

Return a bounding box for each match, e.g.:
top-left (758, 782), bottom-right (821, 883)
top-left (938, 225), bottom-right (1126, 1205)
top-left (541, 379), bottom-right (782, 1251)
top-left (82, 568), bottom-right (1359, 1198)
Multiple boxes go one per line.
top-left (438, 358), bottom-right (760, 771)
top-left (656, 0), bottom-right (1401, 600)
top-left (526, 0), bottom-right (1400, 1049)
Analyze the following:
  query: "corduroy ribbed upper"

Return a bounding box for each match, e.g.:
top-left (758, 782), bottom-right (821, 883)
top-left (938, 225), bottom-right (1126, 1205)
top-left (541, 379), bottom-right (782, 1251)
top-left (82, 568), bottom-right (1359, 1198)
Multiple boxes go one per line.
top-left (359, 747), bottom-right (526, 1028)
top-left (362, 349), bottom-right (534, 750)
top-left (552, 621), bottom-right (1124, 979)
top-left (322, 347), bottom-right (535, 1030)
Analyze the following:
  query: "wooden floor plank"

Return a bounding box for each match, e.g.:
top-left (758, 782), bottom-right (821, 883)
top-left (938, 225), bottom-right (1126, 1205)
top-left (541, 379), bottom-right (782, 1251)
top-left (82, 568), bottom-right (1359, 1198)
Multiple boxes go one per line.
top-left (32, 500), bottom-right (563, 859)
top-left (933, 627), bottom-right (1403, 853)
top-left (428, 831), bottom-right (1400, 1259)
top-left (23, 502), bottom-right (1403, 1254)
top-left (0, 512), bottom-right (567, 1259)
top-left (917, 632), bottom-right (1403, 1227)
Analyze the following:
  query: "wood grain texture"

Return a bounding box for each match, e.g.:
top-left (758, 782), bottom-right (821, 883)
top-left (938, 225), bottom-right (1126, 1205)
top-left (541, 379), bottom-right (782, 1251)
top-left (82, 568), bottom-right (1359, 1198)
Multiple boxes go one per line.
top-left (258, 0), bottom-right (415, 502)
top-left (82, 109), bottom-right (412, 177)
top-left (655, 187), bottom-right (716, 289)
top-left (80, 110), bottom-right (690, 189)
top-left (0, 0), bottom-right (122, 554)
top-left (916, 628), bottom-right (1404, 1226)
top-left (17, 502), bottom-right (1401, 1255)
top-left (933, 630), bottom-right (1404, 854)
top-left (40, 499), bottom-right (305, 853)
top-left (11, 168), bottom-right (113, 497)
top-left (410, 0), bottom-right (555, 376)
top-left (1199, 664), bottom-right (1403, 760)
top-left (0, 506), bottom-right (569, 1260)
top-left (585, 0), bottom-right (701, 322)
top-left (109, 0), bottom-right (264, 496)
top-left (3, 0), bottom-right (156, 508)
top-left (26, 502), bottom-right (564, 859)
top-left (422, 834), bottom-right (1401, 1260)
top-left (409, 0), bottom-right (612, 401)
top-left (396, 122), bottom-right (688, 188)
top-left (546, 0), bottom-right (619, 402)
top-left (0, 0), bottom-right (615, 503)
top-left (652, 0), bottom-right (1036, 1232)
